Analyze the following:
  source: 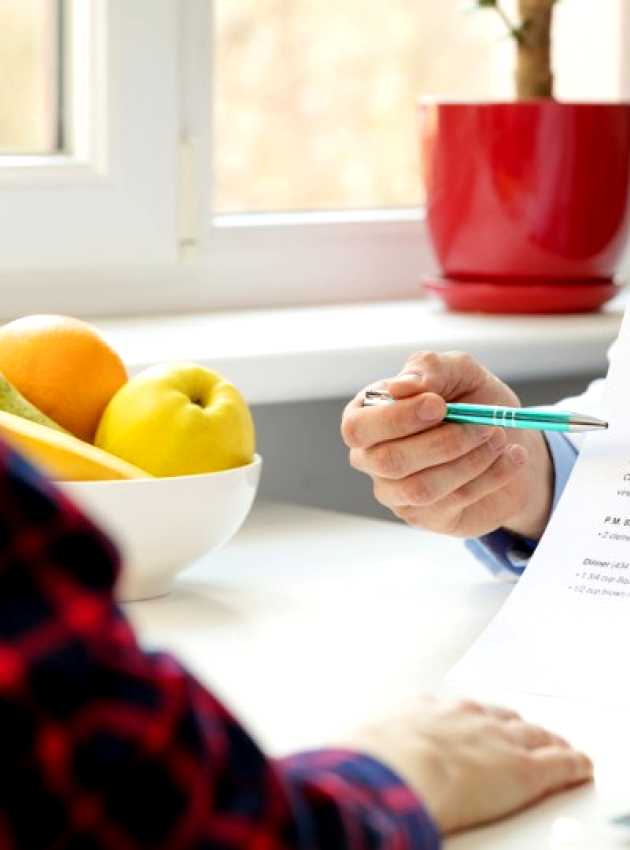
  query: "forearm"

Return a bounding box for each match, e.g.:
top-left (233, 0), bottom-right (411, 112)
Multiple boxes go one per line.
top-left (0, 443), bottom-right (440, 850)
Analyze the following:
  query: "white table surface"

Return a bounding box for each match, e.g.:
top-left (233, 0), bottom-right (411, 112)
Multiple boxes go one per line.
top-left (126, 502), bottom-right (630, 850)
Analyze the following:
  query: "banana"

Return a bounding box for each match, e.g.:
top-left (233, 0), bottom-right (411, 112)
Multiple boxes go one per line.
top-left (0, 410), bottom-right (150, 481)
top-left (0, 372), bottom-right (68, 433)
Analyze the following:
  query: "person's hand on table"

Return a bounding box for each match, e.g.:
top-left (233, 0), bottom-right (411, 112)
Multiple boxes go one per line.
top-left (345, 695), bottom-right (593, 835)
top-left (341, 351), bottom-right (554, 539)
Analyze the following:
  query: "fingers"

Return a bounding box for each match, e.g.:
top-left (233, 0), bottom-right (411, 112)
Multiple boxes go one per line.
top-left (471, 703), bottom-right (521, 722)
top-left (501, 721), bottom-right (570, 750)
top-left (386, 351), bottom-right (489, 402)
top-left (371, 430), bottom-right (510, 505)
top-left (342, 392), bottom-right (446, 449)
top-left (342, 350), bottom-right (492, 450)
top-left (445, 699), bottom-right (521, 721)
top-left (390, 442), bottom-right (528, 534)
top-left (352, 422), bottom-right (503, 480)
top-left (529, 747), bottom-right (593, 796)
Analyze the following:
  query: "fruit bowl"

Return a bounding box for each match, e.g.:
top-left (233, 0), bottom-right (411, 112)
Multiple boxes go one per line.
top-left (58, 455), bottom-right (262, 602)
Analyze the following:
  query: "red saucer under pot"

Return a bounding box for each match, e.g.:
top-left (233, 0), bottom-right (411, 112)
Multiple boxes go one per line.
top-left (418, 101), bottom-right (630, 313)
top-left (422, 276), bottom-right (617, 315)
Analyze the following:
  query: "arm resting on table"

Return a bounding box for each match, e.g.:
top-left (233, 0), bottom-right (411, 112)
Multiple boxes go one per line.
top-left (0, 444), bottom-right (440, 850)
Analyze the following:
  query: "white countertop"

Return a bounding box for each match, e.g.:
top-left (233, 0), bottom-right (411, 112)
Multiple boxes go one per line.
top-left (125, 501), bottom-right (626, 849)
top-left (95, 298), bottom-right (624, 405)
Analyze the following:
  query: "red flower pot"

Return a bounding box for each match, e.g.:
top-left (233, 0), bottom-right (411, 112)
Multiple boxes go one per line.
top-left (418, 101), bottom-right (630, 313)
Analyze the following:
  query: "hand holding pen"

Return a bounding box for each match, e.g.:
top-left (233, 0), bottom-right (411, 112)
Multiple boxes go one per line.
top-left (340, 351), bottom-right (559, 541)
top-left (363, 391), bottom-right (607, 433)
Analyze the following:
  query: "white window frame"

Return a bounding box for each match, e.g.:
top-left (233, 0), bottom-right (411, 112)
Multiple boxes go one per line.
top-left (1, 0), bottom-right (630, 318)
top-left (0, 0), bottom-right (179, 270)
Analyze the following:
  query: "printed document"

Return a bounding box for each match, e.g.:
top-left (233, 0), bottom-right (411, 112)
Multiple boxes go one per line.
top-left (450, 311), bottom-right (630, 706)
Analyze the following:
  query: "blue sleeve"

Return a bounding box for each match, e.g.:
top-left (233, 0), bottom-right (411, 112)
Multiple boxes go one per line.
top-left (465, 432), bottom-right (578, 579)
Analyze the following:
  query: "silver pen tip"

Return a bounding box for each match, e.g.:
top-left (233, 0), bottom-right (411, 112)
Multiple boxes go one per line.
top-left (567, 414), bottom-right (608, 432)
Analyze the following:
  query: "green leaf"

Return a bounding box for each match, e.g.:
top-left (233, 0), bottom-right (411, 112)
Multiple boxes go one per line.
top-left (476, 0), bottom-right (497, 6)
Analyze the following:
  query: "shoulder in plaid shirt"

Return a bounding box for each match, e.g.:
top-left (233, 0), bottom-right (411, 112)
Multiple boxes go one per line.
top-left (0, 442), bottom-right (441, 850)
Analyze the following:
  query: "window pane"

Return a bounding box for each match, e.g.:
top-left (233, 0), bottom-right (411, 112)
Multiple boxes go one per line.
top-left (215, 0), bottom-right (514, 213)
top-left (0, 0), bottom-right (62, 154)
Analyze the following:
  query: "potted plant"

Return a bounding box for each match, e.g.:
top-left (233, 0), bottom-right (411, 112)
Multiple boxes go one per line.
top-left (419, 0), bottom-right (630, 313)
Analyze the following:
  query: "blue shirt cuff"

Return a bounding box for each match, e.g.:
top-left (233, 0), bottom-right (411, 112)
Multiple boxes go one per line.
top-left (465, 431), bottom-right (578, 578)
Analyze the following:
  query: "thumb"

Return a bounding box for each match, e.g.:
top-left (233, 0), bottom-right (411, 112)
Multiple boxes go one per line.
top-left (386, 352), bottom-right (488, 402)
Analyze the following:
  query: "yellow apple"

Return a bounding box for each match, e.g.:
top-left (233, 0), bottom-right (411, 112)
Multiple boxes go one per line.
top-left (94, 362), bottom-right (255, 477)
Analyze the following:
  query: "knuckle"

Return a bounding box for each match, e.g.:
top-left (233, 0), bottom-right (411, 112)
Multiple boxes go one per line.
top-left (371, 443), bottom-right (405, 478)
top-left (405, 351), bottom-right (440, 380)
top-left (529, 725), bottom-right (552, 745)
top-left (444, 486), bottom-right (469, 513)
top-left (391, 504), bottom-right (412, 520)
top-left (403, 473), bottom-right (435, 506)
top-left (477, 439), bottom-right (504, 470)
top-left (512, 722), bottom-right (541, 746)
top-left (392, 504), bottom-right (430, 531)
top-left (465, 440), bottom-right (493, 472)
top-left (407, 350), bottom-right (436, 368)
top-left (341, 414), bottom-right (361, 447)
top-left (448, 350), bottom-right (474, 366)
top-left (439, 503), bottom-right (469, 537)
top-left (418, 351), bottom-right (440, 371)
top-left (442, 514), bottom-right (463, 537)
top-left (455, 698), bottom-right (484, 714)
top-left (488, 453), bottom-right (515, 485)
top-left (348, 448), bottom-right (364, 472)
top-left (431, 425), bottom-right (469, 460)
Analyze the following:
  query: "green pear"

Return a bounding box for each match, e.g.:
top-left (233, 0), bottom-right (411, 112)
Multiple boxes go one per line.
top-left (0, 373), bottom-right (67, 433)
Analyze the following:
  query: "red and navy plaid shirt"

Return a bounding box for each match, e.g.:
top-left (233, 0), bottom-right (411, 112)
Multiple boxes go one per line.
top-left (0, 442), bottom-right (441, 850)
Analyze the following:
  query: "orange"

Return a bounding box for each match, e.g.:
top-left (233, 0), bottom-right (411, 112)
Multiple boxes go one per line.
top-left (0, 315), bottom-right (127, 442)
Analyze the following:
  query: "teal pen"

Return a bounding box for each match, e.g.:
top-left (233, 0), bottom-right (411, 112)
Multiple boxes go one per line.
top-left (362, 391), bottom-right (608, 433)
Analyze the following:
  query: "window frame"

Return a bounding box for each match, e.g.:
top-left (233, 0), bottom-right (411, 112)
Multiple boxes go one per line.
top-left (0, 0), bottom-right (179, 272)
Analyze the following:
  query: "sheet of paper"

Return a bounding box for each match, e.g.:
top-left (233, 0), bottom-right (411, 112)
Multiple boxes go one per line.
top-left (450, 310), bottom-right (630, 707)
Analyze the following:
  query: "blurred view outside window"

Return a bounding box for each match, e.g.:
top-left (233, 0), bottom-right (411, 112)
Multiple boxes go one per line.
top-left (215, 0), bottom-right (515, 213)
top-left (0, 0), bottom-right (61, 154)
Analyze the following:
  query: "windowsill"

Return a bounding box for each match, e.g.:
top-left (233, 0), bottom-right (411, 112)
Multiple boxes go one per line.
top-left (93, 296), bottom-right (625, 406)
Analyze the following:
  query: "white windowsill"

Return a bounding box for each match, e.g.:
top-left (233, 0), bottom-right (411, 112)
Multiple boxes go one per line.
top-left (93, 296), bottom-right (625, 406)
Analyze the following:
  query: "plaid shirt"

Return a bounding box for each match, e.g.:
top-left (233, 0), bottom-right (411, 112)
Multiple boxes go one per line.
top-left (0, 442), bottom-right (441, 850)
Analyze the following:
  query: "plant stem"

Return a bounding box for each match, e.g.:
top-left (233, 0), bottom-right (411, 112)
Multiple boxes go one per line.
top-left (516, 0), bottom-right (555, 98)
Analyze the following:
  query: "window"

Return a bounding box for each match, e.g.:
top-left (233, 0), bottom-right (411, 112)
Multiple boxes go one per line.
top-left (1, 0), bottom-right (629, 318)
top-left (0, 0), bottom-right (62, 155)
top-left (215, 0), bottom-right (514, 214)
top-left (215, 0), bottom-right (627, 216)
top-left (0, 0), bottom-right (179, 276)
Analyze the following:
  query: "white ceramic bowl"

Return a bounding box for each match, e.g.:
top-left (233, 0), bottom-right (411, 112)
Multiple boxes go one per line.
top-left (58, 455), bottom-right (262, 602)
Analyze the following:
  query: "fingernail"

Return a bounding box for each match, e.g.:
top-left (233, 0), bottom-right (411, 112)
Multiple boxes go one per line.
top-left (489, 430), bottom-right (507, 451)
top-left (507, 444), bottom-right (527, 465)
top-left (416, 396), bottom-right (444, 421)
